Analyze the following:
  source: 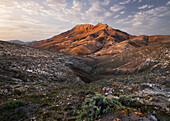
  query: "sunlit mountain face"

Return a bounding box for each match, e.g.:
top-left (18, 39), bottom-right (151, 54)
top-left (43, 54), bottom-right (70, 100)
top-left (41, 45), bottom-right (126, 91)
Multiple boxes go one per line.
top-left (0, 0), bottom-right (170, 41)
top-left (26, 23), bottom-right (170, 56)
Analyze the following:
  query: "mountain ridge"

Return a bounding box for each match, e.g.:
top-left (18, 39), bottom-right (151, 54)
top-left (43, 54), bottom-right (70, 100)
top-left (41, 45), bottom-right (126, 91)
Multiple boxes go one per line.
top-left (26, 23), bottom-right (170, 56)
top-left (26, 23), bottom-right (132, 55)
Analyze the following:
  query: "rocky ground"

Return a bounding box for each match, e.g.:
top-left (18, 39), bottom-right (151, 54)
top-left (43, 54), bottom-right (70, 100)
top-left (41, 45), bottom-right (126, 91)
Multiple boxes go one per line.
top-left (0, 70), bottom-right (169, 121)
top-left (0, 41), bottom-right (95, 84)
top-left (0, 41), bottom-right (170, 121)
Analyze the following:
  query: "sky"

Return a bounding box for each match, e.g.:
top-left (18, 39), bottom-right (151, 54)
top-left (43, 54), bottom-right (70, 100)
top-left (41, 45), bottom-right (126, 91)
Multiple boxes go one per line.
top-left (0, 0), bottom-right (170, 42)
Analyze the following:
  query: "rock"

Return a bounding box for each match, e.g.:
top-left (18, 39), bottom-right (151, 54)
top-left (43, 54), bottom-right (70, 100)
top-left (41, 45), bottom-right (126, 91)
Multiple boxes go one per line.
top-left (5, 85), bottom-right (12, 91)
top-left (148, 115), bottom-right (157, 121)
top-left (66, 110), bottom-right (74, 117)
top-left (101, 111), bottom-right (129, 121)
top-left (130, 113), bottom-right (140, 121)
top-left (140, 84), bottom-right (154, 90)
top-left (141, 117), bottom-right (150, 121)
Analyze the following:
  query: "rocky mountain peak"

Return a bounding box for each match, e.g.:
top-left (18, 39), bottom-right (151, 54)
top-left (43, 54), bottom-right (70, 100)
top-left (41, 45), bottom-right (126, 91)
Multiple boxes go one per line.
top-left (73, 24), bottom-right (94, 31)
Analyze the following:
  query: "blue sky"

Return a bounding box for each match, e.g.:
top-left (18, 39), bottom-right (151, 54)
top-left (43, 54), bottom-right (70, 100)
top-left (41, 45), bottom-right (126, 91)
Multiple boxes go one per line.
top-left (0, 0), bottom-right (170, 41)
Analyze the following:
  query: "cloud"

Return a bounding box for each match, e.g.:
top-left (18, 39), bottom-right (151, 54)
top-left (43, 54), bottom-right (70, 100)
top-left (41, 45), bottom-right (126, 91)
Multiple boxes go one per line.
top-left (44, 0), bottom-right (67, 10)
top-left (80, 0), bottom-right (110, 23)
top-left (102, 0), bottom-right (110, 5)
top-left (0, 0), bottom-right (169, 41)
top-left (166, 1), bottom-right (170, 5)
top-left (72, 0), bottom-right (86, 11)
top-left (138, 5), bottom-right (148, 9)
top-left (148, 5), bottom-right (154, 9)
top-left (120, 11), bottom-right (125, 14)
top-left (115, 6), bottom-right (170, 35)
top-left (119, 0), bottom-right (131, 5)
top-left (104, 11), bottom-right (112, 17)
top-left (114, 14), bottom-right (120, 18)
top-left (138, 4), bottom-right (153, 9)
top-left (132, 21), bottom-right (142, 26)
top-left (88, 1), bottom-right (105, 12)
top-left (110, 4), bottom-right (125, 12)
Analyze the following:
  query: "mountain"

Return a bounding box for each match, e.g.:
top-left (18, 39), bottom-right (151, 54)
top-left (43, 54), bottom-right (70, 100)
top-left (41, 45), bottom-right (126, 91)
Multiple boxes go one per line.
top-left (26, 23), bottom-right (131, 55)
top-left (26, 23), bottom-right (170, 56)
top-left (8, 40), bottom-right (25, 44)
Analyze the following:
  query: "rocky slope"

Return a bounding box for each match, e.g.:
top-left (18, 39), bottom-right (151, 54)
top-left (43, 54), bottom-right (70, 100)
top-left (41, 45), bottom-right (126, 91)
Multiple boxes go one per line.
top-left (0, 41), bottom-right (95, 84)
top-left (94, 37), bottom-right (170, 78)
top-left (0, 70), bottom-right (169, 121)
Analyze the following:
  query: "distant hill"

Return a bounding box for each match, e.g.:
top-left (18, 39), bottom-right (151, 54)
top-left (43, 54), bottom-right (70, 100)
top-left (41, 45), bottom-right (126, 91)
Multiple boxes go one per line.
top-left (8, 40), bottom-right (37, 45)
top-left (26, 23), bottom-right (170, 56)
top-left (8, 40), bottom-right (25, 44)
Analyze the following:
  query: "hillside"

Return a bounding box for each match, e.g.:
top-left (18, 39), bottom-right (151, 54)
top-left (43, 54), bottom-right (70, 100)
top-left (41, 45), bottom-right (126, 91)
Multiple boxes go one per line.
top-left (94, 37), bottom-right (170, 77)
top-left (0, 39), bottom-right (170, 120)
top-left (8, 40), bottom-right (25, 45)
top-left (0, 41), bottom-right (95, 84)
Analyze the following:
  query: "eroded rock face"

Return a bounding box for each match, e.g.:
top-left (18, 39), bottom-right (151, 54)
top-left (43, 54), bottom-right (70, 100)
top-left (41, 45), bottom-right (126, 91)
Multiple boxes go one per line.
top-left (0, 41), bottom-right (95, 84)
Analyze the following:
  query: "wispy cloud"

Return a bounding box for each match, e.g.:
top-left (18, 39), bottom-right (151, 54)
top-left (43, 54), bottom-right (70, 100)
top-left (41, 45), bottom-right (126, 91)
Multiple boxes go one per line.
top-left (110, 4), bottom-right (125, 12)
top-left (115, 6), bottom-right (170, 35)
top-left (166, 1), bottom-right (170, 5)
top-left (138, 4), bottom-right (153, 9)
top-left (119, 0), bottom-right (131, 5)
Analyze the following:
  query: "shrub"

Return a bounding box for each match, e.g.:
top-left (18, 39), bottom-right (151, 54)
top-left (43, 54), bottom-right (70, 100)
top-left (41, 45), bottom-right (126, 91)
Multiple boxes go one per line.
top-left (77, 94), bottom-right (122, 121)
top-left (119, 95), bottom-right (131, 107)
top-left (119, 95), bottom-right (142, 108)
top-left (3, 100), bottom-right (26, 109)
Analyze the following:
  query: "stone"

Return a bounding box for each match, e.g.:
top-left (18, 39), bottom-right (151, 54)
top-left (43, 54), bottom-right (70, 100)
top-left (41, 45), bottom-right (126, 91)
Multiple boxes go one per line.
top-left (130, 113), bottom-right (140, 121)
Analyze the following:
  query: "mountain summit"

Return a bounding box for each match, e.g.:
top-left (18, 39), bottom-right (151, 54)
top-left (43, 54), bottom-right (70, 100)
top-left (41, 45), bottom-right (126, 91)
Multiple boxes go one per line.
top-left (26, 23), bottom-right (170, 56)
top-left (26, 23), bottom-right (131, 55)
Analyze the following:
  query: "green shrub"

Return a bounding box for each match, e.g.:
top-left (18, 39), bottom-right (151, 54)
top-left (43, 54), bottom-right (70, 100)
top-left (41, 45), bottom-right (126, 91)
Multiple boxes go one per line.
top-left (3, 100), bottom-right (26, 109)
top-left (77, 94), bottom-right (122, 121)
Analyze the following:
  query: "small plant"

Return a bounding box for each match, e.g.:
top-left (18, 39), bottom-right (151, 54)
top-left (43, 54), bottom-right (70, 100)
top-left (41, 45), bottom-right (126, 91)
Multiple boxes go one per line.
top-left (137, 81), bottom-right (142, 84)
top-left (119, 95), bottom-right (131, 107)
top-left (3, 100), bottom-right (26, 109)
top-left (77, 94), bottom-right (122, 121)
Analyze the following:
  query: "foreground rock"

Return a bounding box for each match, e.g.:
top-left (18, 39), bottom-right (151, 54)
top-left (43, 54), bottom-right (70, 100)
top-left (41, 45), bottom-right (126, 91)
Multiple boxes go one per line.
top-left (0, 72), bottom-right (169, 120)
